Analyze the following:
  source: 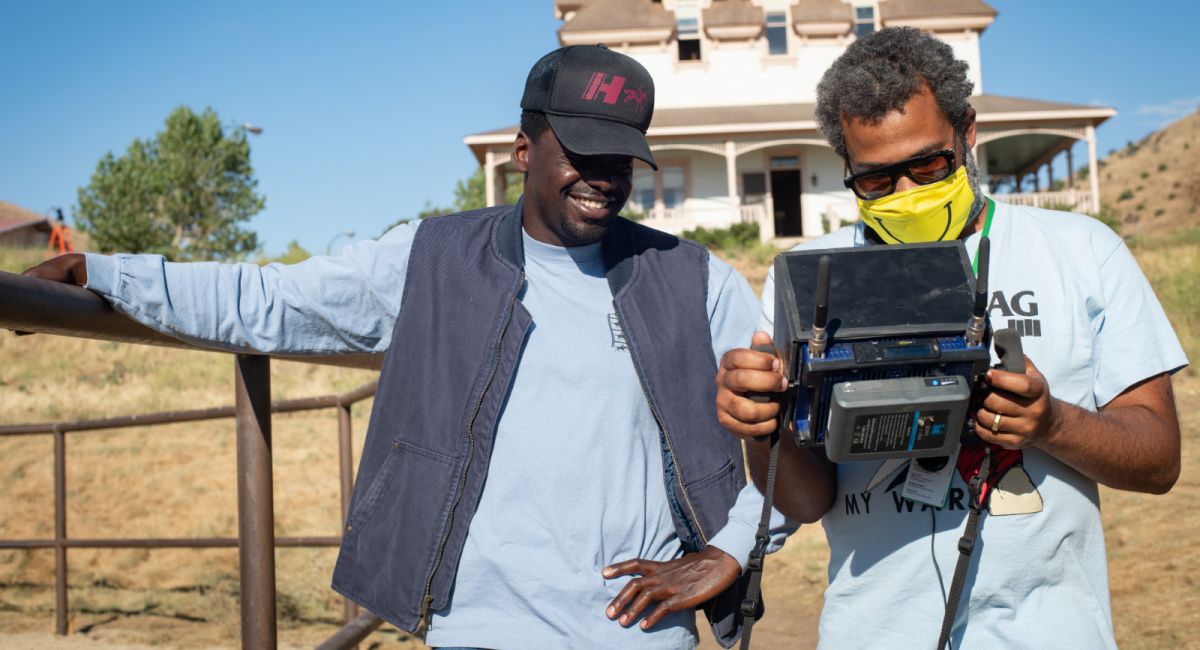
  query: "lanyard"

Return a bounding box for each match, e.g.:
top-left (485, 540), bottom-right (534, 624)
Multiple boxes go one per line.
top-left (970, 198), bottom-right (995, 276)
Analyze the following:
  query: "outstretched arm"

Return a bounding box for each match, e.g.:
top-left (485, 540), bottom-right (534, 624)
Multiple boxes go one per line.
top-left (23, 221), bottom-right (420, 355)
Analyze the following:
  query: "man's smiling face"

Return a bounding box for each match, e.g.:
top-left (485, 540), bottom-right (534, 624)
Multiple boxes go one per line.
top-left (515, 126), bottom-right (633, 247)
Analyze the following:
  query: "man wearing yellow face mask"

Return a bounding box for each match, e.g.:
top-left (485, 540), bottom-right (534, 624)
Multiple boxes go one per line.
top-left (715, 27), bottom-right (1186, 649)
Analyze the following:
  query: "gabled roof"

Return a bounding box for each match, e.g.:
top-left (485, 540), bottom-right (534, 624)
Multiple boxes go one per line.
top-left (0, 200), bottom-right (49, 235)
top-left (559, 0), bottom-right (676, 33)
top-left (881, 0), bottom-right (997, 20)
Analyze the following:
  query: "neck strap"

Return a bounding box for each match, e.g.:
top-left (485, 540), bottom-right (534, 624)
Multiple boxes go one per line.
top-left (971, 198), bottom-right (995, 276)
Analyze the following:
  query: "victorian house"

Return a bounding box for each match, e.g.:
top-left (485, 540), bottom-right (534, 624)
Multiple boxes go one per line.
top-left (464, 0), bottom-right (1113, 241)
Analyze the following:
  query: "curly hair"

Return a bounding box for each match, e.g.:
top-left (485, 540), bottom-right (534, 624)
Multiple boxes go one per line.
top-left (815, 27), bottom-right (974, 160)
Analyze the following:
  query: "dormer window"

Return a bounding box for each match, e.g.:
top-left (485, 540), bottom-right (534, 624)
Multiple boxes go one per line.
top-left (854, 6), bottom-right (876, 38)
top-left (766, 12), bottom-right (788, 55)
top-left (678, 17), bottom-right (702, 60)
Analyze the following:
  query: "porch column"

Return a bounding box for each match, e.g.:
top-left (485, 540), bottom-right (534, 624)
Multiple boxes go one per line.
top-left (1047, 160), bottom-right (1055, 191)
top-left (1086, 125), bottom-right (1100, 213)
top-left (725, 139), bottom-right (739, 210)
top-left (725, 139), bottom-right (742, 223)
top-left (484, 150), bottom-right (497, 208)
top-left (1066, 147), bottom-right (1075, 190)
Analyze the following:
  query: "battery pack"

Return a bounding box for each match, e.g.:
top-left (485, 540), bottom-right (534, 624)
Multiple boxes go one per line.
top-left (825, 376), bottom-right (970, 462)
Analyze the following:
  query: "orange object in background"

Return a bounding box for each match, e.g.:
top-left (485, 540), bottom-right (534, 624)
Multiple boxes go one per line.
top-left (48, 208), bottom-right (74, 255)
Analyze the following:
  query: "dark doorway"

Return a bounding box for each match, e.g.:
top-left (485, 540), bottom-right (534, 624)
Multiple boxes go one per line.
top-left (771, 170), bottom-right (803, 237)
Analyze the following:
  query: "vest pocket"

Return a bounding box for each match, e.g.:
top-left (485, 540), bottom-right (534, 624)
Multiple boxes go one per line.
top-left (345, 440), bottom-right (458, 537)
top-left (684, 458), bottom-right (737, 492)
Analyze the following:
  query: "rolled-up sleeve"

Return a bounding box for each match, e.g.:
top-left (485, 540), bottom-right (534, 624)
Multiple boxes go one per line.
top-left (83, 220), bottom-right (421, 354)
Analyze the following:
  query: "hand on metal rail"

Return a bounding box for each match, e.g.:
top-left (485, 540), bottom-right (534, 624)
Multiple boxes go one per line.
top-left (22, 253), bottom-right (88, 286)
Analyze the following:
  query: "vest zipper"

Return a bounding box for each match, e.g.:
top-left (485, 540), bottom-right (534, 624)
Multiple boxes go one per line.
top-left (416, 270), bottom-right (524, 636)
top-left (613, 307), bottom-right (708, 547)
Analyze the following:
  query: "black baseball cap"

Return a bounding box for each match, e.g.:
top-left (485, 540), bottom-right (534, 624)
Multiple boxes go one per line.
top-left (521, 44), bottom-right (657, 170)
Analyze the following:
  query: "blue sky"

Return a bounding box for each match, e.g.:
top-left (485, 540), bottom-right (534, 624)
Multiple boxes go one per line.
top-left (2, 1), bottom-right (1197, 255)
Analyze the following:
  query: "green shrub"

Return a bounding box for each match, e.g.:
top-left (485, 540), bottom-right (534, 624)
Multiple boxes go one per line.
top-left (1159, 163), bottom-right (1169, 172)
top-left (619, 205), bottom-right (647, 222)
top-left (681, 222), bottom-right (760, 252)
top-left (1118, 189), bottom-right (1135, 202)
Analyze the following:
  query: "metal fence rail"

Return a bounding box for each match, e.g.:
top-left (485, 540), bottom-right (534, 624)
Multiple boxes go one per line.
top-left (0, 270), bottom-right (385, 648)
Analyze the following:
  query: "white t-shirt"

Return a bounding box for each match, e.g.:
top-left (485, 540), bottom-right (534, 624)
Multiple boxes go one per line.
top-left (761, 201), bottom-right (1188, 649)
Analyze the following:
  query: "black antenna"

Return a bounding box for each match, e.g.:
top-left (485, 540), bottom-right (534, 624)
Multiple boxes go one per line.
top-left (966, 237), bottom-right (990, 346)
top-left (973, 237), bottom-right (990, 318)
top-left (810, 255), bottom-right (832, 358)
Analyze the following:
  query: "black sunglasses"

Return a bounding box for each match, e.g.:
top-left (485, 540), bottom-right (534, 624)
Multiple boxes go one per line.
top-left (843, 149), bottom-right (957, 200)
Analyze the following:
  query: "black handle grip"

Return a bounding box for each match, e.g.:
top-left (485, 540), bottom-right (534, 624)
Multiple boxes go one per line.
top-left (747, 344), bottom-right (779, 404)
top-left (993, 327), bottom-right (1026, 375)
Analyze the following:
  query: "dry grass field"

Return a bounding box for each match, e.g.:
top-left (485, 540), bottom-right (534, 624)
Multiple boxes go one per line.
top-left (1, 200), bottom-right (1198, 647)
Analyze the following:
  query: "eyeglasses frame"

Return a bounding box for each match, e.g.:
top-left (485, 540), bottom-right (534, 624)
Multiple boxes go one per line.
top-left (842, 149), bottom-right (959, 200)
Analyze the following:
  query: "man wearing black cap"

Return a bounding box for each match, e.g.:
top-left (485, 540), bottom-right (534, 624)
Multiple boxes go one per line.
top-left (26, 44), bottom-right (780, 648)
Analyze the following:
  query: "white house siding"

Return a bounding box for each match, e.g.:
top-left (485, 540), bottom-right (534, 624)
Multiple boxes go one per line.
top-left (625, 31), bottom-right (979, 110)
top-left (939, 31), bottom-right (984, 94)
top-left (802, 145), bottom-right (857, 234)
top-left (686, 151), bottom-right (734, 226)
top-left (626, 40), bottom-right (852, 109)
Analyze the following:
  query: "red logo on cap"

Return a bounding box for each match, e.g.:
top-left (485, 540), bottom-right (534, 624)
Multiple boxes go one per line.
top-left (582, 72), bottom-right (627, 105)
top-left (623, 87), bottom-right (648, 114)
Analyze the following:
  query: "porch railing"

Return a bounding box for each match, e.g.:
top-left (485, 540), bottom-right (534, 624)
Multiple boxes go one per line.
top-left (996, 189), bottom-right (1093, 211)
top-left (0, 269), bottom-right (386, 649)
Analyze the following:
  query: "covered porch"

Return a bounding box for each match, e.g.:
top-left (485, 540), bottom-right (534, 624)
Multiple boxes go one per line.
top-left (463, 94), bottom-right (1115, 242)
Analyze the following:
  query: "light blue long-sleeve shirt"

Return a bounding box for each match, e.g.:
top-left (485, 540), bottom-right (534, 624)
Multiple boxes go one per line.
top-left (85, 218), bottom-right (792, 648)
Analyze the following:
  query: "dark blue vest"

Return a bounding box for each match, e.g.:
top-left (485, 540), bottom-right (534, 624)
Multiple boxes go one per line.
top-left (332, 201), bottom-right (751, 645)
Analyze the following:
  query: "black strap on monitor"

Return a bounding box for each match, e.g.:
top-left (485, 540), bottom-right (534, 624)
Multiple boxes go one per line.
top-left (935, 445), bottom-right (990, 650)
top-left (738, 426), bottom-right (781, 650)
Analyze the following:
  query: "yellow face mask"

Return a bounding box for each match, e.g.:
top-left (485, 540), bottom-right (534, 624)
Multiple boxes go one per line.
top-left (857, 166), bottom-right (976, 244)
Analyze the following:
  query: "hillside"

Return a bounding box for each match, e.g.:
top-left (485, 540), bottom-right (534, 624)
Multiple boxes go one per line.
top-left (0, 200), bottom-right (45, 225)
top-left (1094, 110), bottom-right (1200, 236)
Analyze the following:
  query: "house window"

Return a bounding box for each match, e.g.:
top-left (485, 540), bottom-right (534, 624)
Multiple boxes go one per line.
top-left (631, 167), bottom-right (656, 214)
top-left (853, 6), bottom-right (875, 38)
top-left (677, 17), bottom-right (702, 60)
top-left (766, 12), bottom-right (788, 55)
top-left (743, 173), bottom-right (766, 204)
top-left (770, 156), bottom-right (800, 169)
top-left (661, 165), bottom-right (686, 209)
